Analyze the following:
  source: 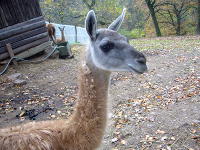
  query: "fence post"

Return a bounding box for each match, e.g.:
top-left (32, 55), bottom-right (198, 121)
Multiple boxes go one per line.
top-left (75, 25), bottom-right (77, 43)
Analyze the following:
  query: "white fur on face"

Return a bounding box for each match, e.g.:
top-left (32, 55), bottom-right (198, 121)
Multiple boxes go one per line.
top-left (85, 9), bottom-right (147, 74)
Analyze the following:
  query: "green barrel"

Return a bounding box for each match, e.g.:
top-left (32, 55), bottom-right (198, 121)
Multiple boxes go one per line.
top-left (56, 42), bottom-right (71, 59)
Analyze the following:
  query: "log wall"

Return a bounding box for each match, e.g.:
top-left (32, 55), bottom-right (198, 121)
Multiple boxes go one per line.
top-left (0, 0), bottom-right (49, 61)
top-left (0, 0), bottom-right (42, 29)
top-left (0, 17), bottom-right (49, 60)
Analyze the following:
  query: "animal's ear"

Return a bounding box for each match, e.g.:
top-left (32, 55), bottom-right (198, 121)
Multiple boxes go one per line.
top-left (85, 10), bottom-right (97, 40)
top-left (108, 8), bottom-right (126, 31)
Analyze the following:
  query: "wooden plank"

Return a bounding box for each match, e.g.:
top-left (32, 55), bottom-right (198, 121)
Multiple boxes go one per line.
top-left (0, 17), bottom-right (3, 29)
top-left (0, 41), bottom-right (51, 64)
top-left (0, 32), bottom-right (48, 53)
top-left (11, 0), bottom-right (24, 23)
top-left (0, 26), bottom-right (47, 50)
top-left (0, 6), bottom-right (8, 29)
top-left (2, 0), bottom-right (14, 27)
top-left (18, 0), bottom-right (28, 21)
top-left (14, 36), bottom-right (49, 54)
top-left (0, 0), bottom-right (43, 28)
top-left (0, 16), bottom-right (43, 33)
top-left (0, 36), bottom-right (49, 60)
top-left (35, 0), bottom-right (43, 16)
top-left (16, 41), bottom-right (50, 59)
top-left (30, 3), bottom-right (36, 19)
top-left (6, 0), bottom-right (18, 25)
top-left (24, 0), bottom-right (32, 20)
top-left (32, 0), bottom-right (39, 18)
top-left (5, 43), bottom-right (18, 65)
top-left (0, 20), bottom-right (46, 40)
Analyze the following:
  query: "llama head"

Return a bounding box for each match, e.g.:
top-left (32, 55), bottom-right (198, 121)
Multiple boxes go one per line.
top-left (58, 26), bottom-right (65, 32)
top-left (85, 9), bottom-right (147, 74)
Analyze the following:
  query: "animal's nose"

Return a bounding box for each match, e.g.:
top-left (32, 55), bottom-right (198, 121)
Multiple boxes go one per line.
top-left (136, 56), bottom-right (146, 64)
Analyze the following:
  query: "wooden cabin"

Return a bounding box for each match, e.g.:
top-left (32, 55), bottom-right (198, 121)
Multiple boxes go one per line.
top-left (0, 0), bottom-right (49, 61)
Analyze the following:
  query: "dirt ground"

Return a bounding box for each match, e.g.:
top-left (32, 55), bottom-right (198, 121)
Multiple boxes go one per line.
top-left (0, 36), bottom-right (200, 150)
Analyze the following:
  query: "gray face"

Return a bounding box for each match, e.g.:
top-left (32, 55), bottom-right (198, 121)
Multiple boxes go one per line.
top-left (86, 9), bottom-right (147, 74)
top-left (90, 29), bottom-right (147, 73)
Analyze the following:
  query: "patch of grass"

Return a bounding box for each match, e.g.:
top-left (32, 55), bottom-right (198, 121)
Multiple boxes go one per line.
top-left (130, 36), bottom-right (200, 51)
top-left (119, 29), bottom-right (145, 39)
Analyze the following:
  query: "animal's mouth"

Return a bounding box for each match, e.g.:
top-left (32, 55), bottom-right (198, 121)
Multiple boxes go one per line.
top-left (128, 64), bottom-right (146, 74)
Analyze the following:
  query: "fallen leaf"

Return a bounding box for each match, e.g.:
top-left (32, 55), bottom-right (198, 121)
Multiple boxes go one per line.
top-left (120, 140), bottom-right (126, 145)
top-left (156, 129), bottom-right (166, 134)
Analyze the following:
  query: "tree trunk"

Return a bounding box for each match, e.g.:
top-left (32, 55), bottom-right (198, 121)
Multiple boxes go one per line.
top-left (197, 0), bottom-right (200, 34)
top-left (176, 18), bottom-right (181, 35)
top-left (150, 8), bottom-right (162, 36)
top-left (145, 0), bottom-right (162, 37)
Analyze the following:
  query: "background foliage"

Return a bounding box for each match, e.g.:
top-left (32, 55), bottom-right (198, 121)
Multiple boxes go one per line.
top-left (40, 0), bottom-right (200, 38)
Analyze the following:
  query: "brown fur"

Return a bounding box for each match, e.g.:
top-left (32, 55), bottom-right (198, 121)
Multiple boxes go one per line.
top-left (46, 23), bottom-right (56, 44)
top-left (56, 27), bottom-right (66, 44)
top-left (0, 61), bottom-right (109, 150)
top-left (0, 9), bottom-right (134, 150)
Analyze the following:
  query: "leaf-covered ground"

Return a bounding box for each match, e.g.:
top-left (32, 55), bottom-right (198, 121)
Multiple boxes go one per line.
top-left (0, 36), bottom-right (200, 150)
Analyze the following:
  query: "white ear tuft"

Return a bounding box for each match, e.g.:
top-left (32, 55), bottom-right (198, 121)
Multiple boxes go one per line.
top-left (108, 8), bottom-right (126, 31)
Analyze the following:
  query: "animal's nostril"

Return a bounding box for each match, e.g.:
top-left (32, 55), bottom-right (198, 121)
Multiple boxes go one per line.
top-left (137, 57), bottom-right (146, 64)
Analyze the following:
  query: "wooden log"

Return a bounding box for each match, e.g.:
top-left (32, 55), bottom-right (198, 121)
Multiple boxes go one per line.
top-left (0, 32), bottom-right (48, 53)
top-left (5, 43), bottom-right (18, 65)
top-left (0, 16), bottom-right (43, 33)
top-left (0, 41), bottom-right (51, 64)
top-left (16, 41), bottom-right (50, 59)
top-left (0, 20), bottom-right (46, 40)
top-left (0, 36), bottom-right (49, 60)
top-left (0, 26), bottom-right (47, 50)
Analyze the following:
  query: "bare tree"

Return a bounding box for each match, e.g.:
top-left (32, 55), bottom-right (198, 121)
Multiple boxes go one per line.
top-left (82, 0), bottom-right (96, 10)
top-left (158, 0), bottom-right (192, 35)
top-left (144, 0), bottom-right (162, 36)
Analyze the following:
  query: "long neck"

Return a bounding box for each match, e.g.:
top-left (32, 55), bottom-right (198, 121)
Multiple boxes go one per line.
top-left (61, 30), bottom-right (65, 41)
top-left (68, 49), bottom-right (111, 148)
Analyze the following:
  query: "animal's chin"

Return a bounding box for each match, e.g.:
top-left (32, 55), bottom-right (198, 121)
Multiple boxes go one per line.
top-left (128, 65), bottom-right (145, 74)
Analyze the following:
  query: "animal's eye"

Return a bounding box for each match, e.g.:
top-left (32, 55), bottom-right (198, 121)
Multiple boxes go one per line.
top-left (100, 42), bottom-right (114, 53)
